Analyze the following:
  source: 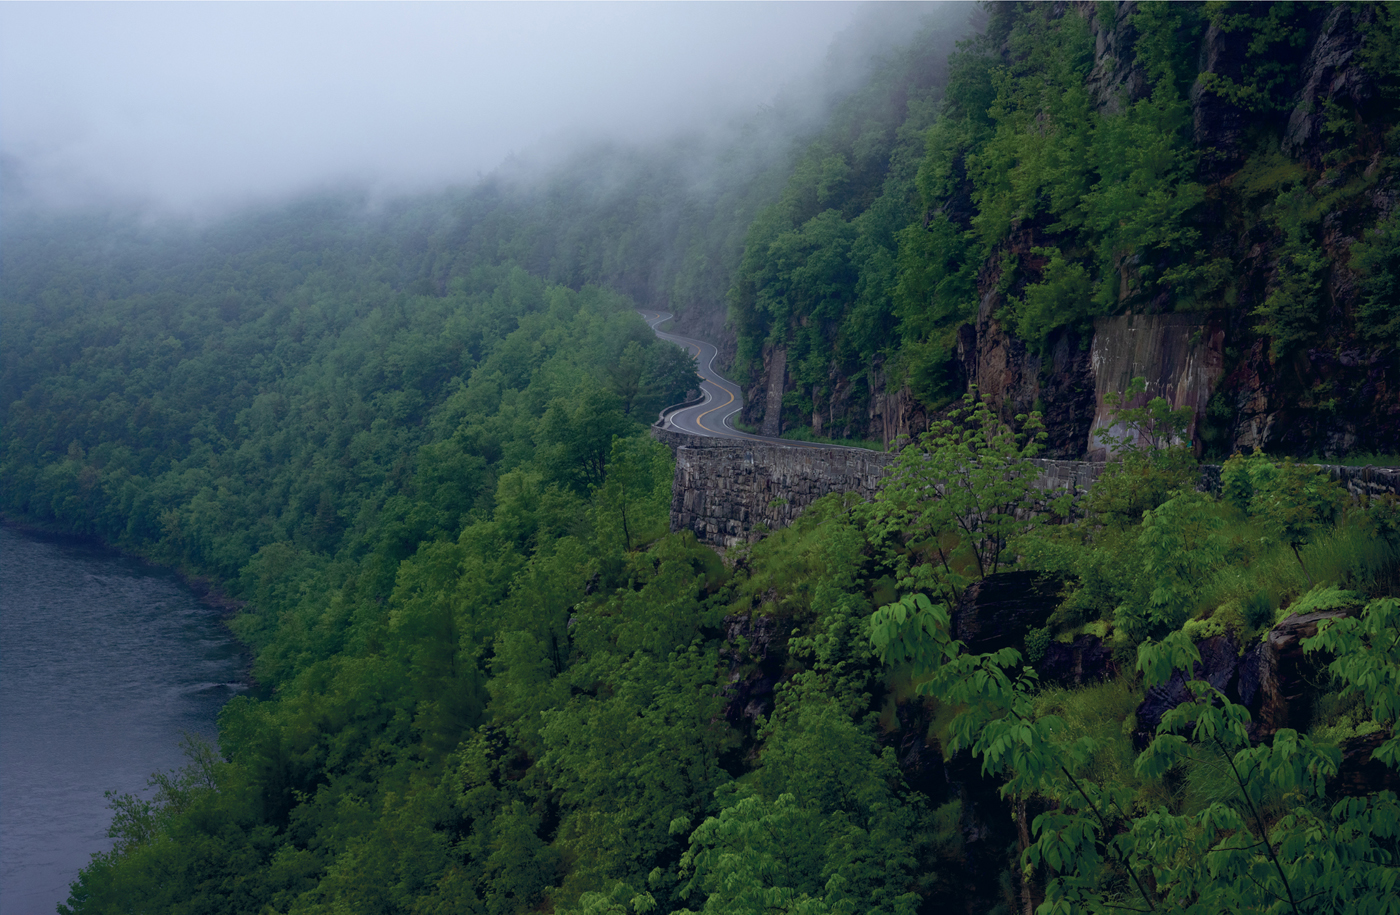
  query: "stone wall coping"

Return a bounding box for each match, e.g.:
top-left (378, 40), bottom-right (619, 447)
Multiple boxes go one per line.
top-left (651, 423), bottom-right (1399, 493)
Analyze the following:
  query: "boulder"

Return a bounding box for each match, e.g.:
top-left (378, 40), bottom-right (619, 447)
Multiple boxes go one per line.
top-left (1132, 610), bottom-right (1352, 748)
top-left (1134, 634), bottom-right (1242, 749)
top-left (1037, 633), bottom-right (1116, 688)
top-left (1333, 730), bottom-right (1400, 799)
top-left (1245, 609), bottom-right (1350, 738)
top-left (950, 570), bottom-right (1068, 656)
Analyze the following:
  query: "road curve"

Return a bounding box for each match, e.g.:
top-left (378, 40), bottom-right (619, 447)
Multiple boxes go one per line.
top-left (638, 310), bottom-right (868, 451)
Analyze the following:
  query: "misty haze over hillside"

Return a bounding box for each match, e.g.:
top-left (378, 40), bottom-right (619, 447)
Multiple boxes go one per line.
top-left (1, 2), bottom-right (967, 217)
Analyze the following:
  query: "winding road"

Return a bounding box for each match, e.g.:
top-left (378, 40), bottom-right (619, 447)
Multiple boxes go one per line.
top-left (639, 310), bottom-right (865, 451)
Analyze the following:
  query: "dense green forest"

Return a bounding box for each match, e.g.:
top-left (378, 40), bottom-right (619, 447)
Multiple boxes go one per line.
top-left (2, 3), bottom-right (1400, 914)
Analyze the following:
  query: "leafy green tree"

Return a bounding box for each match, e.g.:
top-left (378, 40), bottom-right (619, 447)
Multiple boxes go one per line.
top-left (1307, 597), bottom-right (1400, 769)
top-left (1252, 200), bottom-right (1329, 360)
top-left (675, 683), bottom-right (955, 915)
top-left (867, 389), bottom-right (1045, 602)
top-left (1096, 376), bottom-right (1195, 457)
top-left (1124, 627), bottom-right (1400, 915)
top-left (590, 434), bottom-right (673, 552)
top-left (1194, 2), bottom-right (1315, 114)
top-left (1350, 213), bottom-right (1400, 345)
top-left (1117, 489), bottom-right (1229, 641)
top-left (1222, 452), bottom-right (1347, 586)
top-left (1081, 376), bottom-right (1198, 529)
top-left (538, 387), bottom-right (635, 494)
top-left (873, 599), bottom-right (1400, 915)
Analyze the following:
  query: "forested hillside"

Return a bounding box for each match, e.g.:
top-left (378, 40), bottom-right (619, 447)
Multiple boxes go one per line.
top-left (2, 3), bottom-right (1399, 915)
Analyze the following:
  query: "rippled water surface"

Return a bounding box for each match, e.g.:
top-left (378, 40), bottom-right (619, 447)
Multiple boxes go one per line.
top-left (1, 525), bottom-right (247, 915)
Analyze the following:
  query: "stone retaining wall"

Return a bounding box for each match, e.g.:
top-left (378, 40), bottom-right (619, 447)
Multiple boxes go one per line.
top-left (652, 424), bottom-right (1400, 550)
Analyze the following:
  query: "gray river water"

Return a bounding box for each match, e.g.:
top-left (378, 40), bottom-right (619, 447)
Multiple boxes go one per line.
top-left (0, 525), bottom-right (248, 915)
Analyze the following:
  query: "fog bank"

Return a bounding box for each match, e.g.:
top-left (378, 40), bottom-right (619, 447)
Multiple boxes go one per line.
top-left (0, 3), bottom-right (956, 216)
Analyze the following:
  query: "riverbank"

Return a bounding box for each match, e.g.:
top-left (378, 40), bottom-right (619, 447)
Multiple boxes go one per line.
top-left (0, 525), bottom-right (251, 915)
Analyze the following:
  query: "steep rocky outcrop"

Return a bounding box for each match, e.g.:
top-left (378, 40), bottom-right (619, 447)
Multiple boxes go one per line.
top-left (960, 238), bottom-right (1101, 460)
top-left (1190, 15), bottom-right (1251, 183)
top-left (1245, 608), bottom-right (1351, 738)
top-left (1037, 634), bottom-right (1116, 688)
top-left (1080, 0), bottom-right (1148, 115)
top-left (862, 358), bottom-right (931, 451)
top-left (1134, 633), bottom-right (1245, 749)
top-left (1334, 730), bottom-right (1400, 799)
top-left (719, 613), bottom-right (785, 740)
top-left (1087, 312), bottom-right (1227, 458)
top-left (1133, 609), bottom-right (1354, 749)
top-left (1209, 196), bottom-right (1399, 456)
top-left (1282, 4), bottom-right (1375, 166)
top-left (1199, 4), bottom-right (1400, 457)
top-left (732, 3), bottom-right (1398, 462)
top-left (1142, 4), bottom-right (1397, 456)
top-left (759, 345), bottom-right (789, 436)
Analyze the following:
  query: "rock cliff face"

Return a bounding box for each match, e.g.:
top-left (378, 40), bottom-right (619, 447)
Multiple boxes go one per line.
top-left (1079, 0), bottom-right (1148, 115)
top-left (1189, 1), bottom-right (1399, 457)
top-left (1281, 4), bottom-right (1375, 166)
top-left (955, 243), bottom-right (1228, 462)
top-left (731, 2), bottom-right (1399, 461)
top-left (760, 346), bottom-right (787, 437)
top-left (1133, 608), bottom-right (1350, 749)
top-left (961, 244), bottom-right (1100, 459)
top-left (1206, 195), bottom-right (1399, 456)
top-left (1087, 312), bottom-right (1227, 458)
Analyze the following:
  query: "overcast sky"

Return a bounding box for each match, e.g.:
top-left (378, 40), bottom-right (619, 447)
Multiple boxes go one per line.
top-left (0, 2), bottom-right (950, 215)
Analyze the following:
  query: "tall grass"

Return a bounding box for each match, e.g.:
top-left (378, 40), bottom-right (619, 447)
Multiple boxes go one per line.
top-left (1186, 507), bottom-right (1400, 643)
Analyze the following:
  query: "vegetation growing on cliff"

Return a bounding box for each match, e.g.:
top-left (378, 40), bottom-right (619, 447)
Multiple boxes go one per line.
top-left (728, 1), bottom-right (1400, 456)
top-left (47, 364), bottom-right (1399, 914)
top-left (869, 401), bottom-right (1400, 914)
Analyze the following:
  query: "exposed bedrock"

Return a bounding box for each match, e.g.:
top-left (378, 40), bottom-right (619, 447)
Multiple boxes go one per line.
top-left (731, 0), bottom-right (1397, 462)
top-left (951, 571), bottom-right (1068, 657)
top-left (1087, 312), bottom-right (1227, 459)
top-left (719, 613), bottom-right (784, 743)
top-left (1133, 609), bottom-right (1352, 750)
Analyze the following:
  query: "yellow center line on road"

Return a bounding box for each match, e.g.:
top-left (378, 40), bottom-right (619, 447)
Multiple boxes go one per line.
top-left (695, 384), bottom-right (734, 434)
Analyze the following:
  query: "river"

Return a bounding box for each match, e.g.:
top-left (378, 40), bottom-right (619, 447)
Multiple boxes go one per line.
top-left (0, 525), bottom-right (248, 915)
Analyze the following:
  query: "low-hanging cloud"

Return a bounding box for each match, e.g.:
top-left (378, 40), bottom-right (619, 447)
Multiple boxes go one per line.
top-left (0, 2), bottom-right (941, 216)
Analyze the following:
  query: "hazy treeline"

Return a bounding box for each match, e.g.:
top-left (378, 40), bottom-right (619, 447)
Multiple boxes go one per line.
top-left (1, 197), bottom-right (696, 577)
